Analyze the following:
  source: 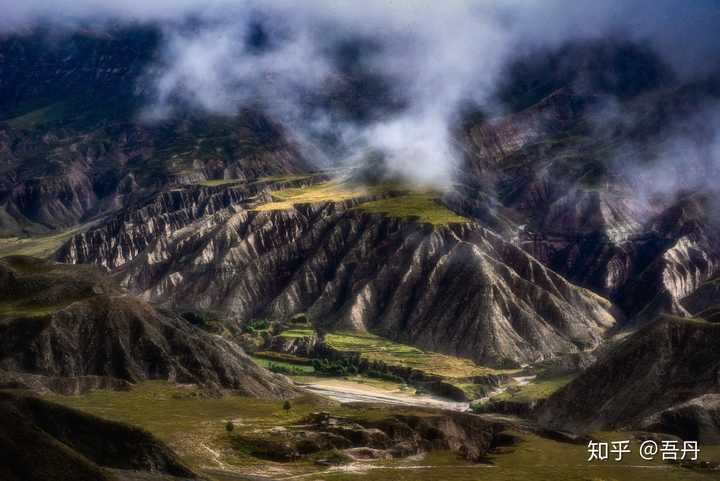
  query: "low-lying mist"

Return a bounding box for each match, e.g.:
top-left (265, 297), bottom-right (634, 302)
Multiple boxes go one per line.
top-left (3, 0), bottom-right (720, 202)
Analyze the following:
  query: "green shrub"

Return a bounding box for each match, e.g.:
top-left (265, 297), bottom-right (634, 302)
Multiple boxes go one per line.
top-left (243, 319), bottom-right (270, 333)
top-left (311, 358), bottom-right (359, 377)
top-left (267, 362), bottom-right (306, 376)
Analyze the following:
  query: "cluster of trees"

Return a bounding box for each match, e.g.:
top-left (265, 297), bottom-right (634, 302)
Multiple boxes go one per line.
top-left (365, 366), bottom-right (405, 384)
top-left (241, 315), bottom-right (310, 335)
top-left (266, 362), bottom-right (306, 376)
top-left (311, 358), bottom-right (405, 383)
top-left (311, 358), bottom-right (359, 376)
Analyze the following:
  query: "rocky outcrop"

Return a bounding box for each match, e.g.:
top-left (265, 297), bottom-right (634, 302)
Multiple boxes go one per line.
top-left (0, 391), bottom-right (200, 481)
top-left (681, 276), bottom-right (720, 321)
top-left (614, 196), bottom-right (720, 320)
top-left (58, 182), bottom-right (617, 367)
top-left (536, 317), bottom-right (720, 437)
top-left (656, 395), bottom-right (720, 444)
top-left (0, 256), bottom-right (297, 398)
top-left (267, 332), bottom-right (320, 358)
top-left (56, 176), bottom-right (297, 268)
top-left (232, 409), bottom-right (506, 463)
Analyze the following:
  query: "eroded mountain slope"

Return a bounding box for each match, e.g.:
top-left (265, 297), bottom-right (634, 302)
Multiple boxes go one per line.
top-left (58, 180), bottom-right (616, 367)
top-left (0, 256), bottom-right (296, 397)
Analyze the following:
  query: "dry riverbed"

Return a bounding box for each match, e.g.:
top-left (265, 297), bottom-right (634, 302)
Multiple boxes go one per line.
top-left (294, 376), bottom-right (471, 411)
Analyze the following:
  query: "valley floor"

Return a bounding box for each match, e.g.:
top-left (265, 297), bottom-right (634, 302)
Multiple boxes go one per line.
top-left (294, 376), bottom-right (470, 411)
top-left (45, 380), bottom-right (720, 481)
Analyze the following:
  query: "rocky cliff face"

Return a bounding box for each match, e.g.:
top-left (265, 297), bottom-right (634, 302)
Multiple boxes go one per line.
top-left (0, 256), bottom-right (297, 398)
top-left (234, 409), bottom-right (506, 463)
top-left (58, 180), bottom-right (616, 367)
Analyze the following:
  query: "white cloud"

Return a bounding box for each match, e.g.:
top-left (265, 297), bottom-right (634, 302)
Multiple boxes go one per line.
top-left (3, 0), bottom-right (718, 188)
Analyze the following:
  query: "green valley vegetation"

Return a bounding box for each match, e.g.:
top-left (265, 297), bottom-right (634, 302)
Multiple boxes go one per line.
top-left (243, 318), bottom-right (271, 333)
top-left (278, 328), bottom-right (315, 338)
top-left (311, 358), bottom-right (404, 383)
top-left (252, 357), bottom-right (315, 375)
top-left (471, 374), bottom-right (575, 415)
top-left (246, 327), bottom-right (516, 401)
top-left (322, 330), bottom-right (510, 379)
top-left (256, 173), bottom-right (319, 183)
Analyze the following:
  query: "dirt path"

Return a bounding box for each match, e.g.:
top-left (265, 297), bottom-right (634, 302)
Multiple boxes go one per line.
top-left (295, 378), bottom-right (470, 411)
top-left (477, 373), bottom-right (536, 403)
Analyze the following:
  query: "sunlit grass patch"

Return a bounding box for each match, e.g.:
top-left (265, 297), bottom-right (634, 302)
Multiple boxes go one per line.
top-left (253, 351), bottom-right (314, 365)
top-left (0, 222), bottom-right (93, 259)
top-left (356, 191), bottom-right (469, 225)
top-left (198, 178), bottom-right (243, 187)
top-left (325, 331), bottom-right (512, 379)
top-left (494, 375), bottom-right (575, 403)
top-left (278, 328), bottom-right (315, 338)
top-left (0, 303), bottom-right (68, 321)
top-left (254, 180), bottom-right (394, 211)
top-left (255, 173), bottom-right (318, 183)
top-left (253, 177), bottom-right (468, 225)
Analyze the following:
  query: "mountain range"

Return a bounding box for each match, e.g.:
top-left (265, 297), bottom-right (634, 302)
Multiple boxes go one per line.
top-left (2, 19), bottom-right (720, 481)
